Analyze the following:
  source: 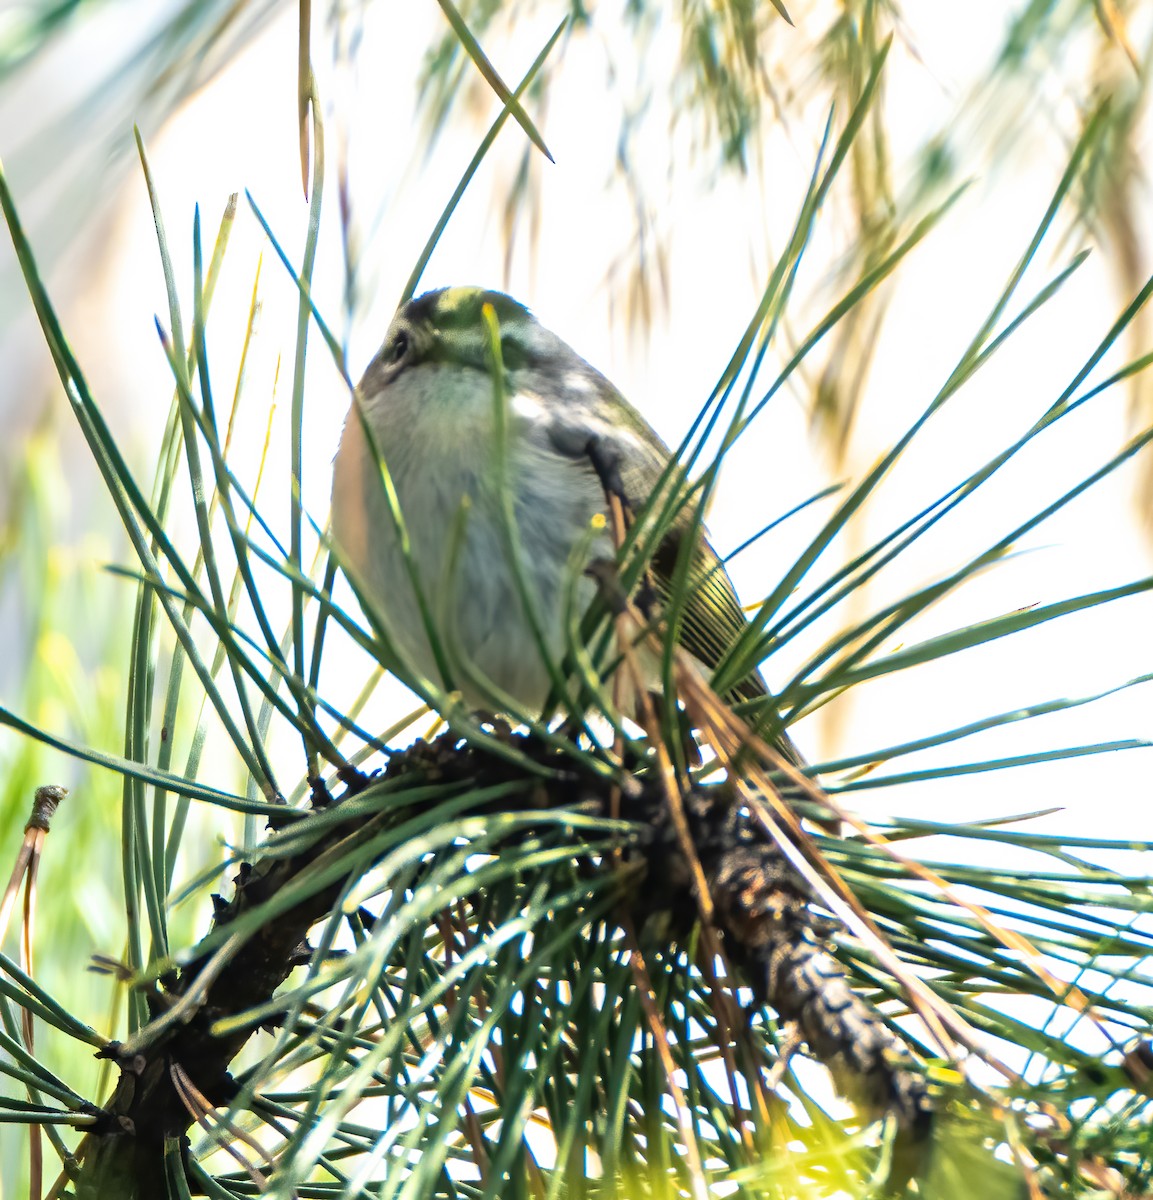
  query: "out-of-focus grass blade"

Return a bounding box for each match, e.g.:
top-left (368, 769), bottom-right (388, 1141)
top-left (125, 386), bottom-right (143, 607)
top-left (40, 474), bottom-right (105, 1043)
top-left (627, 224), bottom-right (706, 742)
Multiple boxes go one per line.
top-left (767, 248), bottom-right (1090, 645)
top-left (707, 188), bottom-right (965, 694)
top-left (724, 483), bottom-right (844, 567)
top-left (124, 165), bottom-right (241, 986)
top-left (791, 575), bottom-right (1153, 711)
top-left (833, 740), bottom-right (1150, 792)
top-left (289, 77), bottom-right (325, 777)
top-left (434, 0), bottom-right (555, 164)
top-left (0, 951), bottom-right (101, 1045)
top-left (166, 246), bottom-right (262, 882)
top-left (858, 816), bottom-right (1153, 856)
top-left (401, 18), bottom-right (567, 305)
top-left (1093, 0), bottom-right (1141, 72)
top-left (135, 128), bottom-right (188, 366)
top-left (644, 45), bottom-right (901, 696)
top-left (305, 556), bottom-right (339, 731)
top-left (183, 218), bottom-right (347, 777)
top-left (143, 338), bottom-right (330, 741)
top-left (244, 191), bottom-right (347, 382)
top-left (7, 140), bottom-right (271, 800)
top-left (298, 0), bottom-right (313, 196)
top-left (768, 0), bottom-right (794, 25)
top-left (481, 301), bottom-right (568, 718)
top-left (154, 195), bottom-right (239, 898)
top-left (781, 419), bottom-right (1153, 715)
top-left (694, 38), bottom-right (897, 470)
top-left (184, 211), bottom-right (282, 794)
top-left (0, 704), bottom-right (270, 815)
top-left (818, 672), bottom-right (1153, 776)
top-left (718, 105), bottom-right (1112, 692)
top-left (766, 313), bottom-right (1146, 675)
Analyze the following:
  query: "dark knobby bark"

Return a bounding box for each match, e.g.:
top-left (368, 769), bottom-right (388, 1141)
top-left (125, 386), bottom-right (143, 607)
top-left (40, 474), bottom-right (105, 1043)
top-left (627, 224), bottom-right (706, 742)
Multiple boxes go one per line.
top-left (74, 730), bottom-right (931, 1195)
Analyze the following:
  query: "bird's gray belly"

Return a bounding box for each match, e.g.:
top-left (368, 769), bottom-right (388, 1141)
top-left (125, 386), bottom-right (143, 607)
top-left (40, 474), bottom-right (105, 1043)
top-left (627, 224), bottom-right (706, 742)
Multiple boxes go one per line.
top-left (373, 453), bottom-right (608, 710)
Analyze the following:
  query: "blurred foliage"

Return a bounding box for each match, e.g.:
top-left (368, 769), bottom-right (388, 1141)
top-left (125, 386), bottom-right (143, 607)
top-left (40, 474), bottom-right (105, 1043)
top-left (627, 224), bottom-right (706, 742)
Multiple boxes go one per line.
top-left (0, 420), bottom-right (126, 1194)
top-left (3, 0), bottom-right (1152, 493)
top-left (0, 0), bottom-right (275, 280)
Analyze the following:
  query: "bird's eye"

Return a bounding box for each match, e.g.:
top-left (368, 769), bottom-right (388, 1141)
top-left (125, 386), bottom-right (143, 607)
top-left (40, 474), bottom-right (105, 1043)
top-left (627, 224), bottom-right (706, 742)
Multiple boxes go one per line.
top-left (386, 331), bottom-right (410, 366)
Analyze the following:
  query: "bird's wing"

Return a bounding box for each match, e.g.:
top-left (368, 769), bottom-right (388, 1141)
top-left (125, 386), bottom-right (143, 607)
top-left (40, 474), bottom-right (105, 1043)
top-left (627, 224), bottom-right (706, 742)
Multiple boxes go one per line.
top-left (649, 524), bottom-right (764, 702)
top-left (543, 393), bottom-right (812, 790)
top-left (540, 386), bottom-right (761, 699)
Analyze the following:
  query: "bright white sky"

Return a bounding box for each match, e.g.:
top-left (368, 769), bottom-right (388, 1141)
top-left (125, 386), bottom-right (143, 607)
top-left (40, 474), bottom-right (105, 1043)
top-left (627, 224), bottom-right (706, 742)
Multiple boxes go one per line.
top-left (6, 2), bottom-right (1152, 849)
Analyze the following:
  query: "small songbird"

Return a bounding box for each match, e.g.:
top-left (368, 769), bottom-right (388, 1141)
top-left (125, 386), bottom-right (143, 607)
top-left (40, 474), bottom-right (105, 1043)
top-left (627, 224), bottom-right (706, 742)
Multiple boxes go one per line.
top-left (331, 286), bottom-right (792, 743)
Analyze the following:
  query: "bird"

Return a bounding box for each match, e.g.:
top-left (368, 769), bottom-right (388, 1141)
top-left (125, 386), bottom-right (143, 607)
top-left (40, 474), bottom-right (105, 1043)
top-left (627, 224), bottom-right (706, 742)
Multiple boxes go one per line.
top-left (330, 285), bottom-right (798, 758)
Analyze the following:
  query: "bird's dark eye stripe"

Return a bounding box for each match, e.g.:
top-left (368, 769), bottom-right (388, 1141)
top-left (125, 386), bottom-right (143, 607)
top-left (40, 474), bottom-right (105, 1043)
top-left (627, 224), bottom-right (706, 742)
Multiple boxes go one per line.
top-left (421, 335), bottom-right (535, 371)
top-left (386, 331), bottom-right (410, 364)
